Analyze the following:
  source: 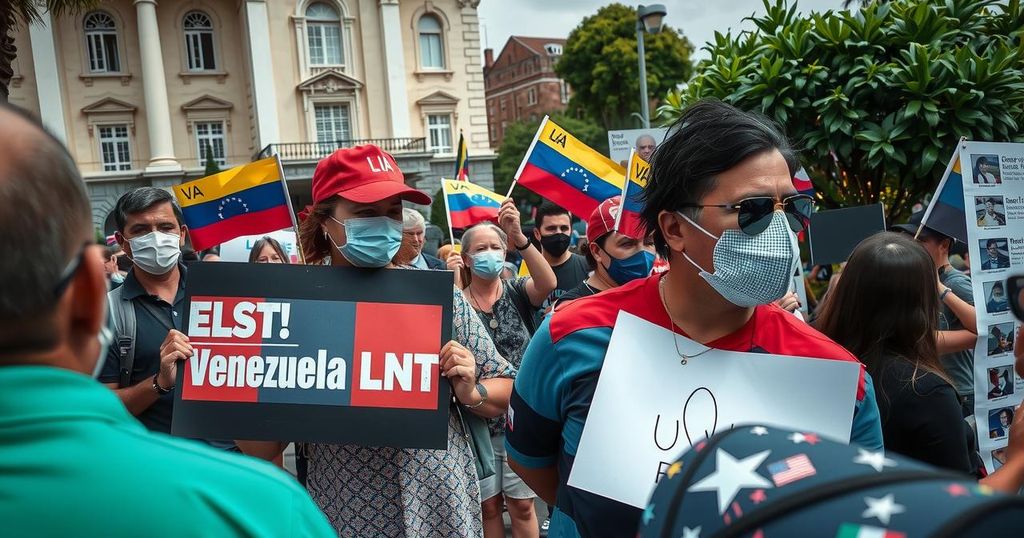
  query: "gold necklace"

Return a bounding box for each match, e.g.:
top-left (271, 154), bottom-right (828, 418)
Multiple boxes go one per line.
top-left (659, 278), bottom-right (714, 365)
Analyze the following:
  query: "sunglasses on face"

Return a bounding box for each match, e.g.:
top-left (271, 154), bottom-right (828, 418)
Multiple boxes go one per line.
top-left (680, 194), bottom-right (815, 236)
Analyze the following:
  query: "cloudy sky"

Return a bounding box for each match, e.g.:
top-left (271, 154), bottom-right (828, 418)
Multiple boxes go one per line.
top-left (478, 0), bottom-right (842, 60)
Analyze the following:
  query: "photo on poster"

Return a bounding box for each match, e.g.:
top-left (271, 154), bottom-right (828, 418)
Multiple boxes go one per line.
top-left (988, 322), bottom-right (1016, 356)
top-left (989, 407), bottom-right (1015, 439)
top-left (987, 365), bottom-right (1015, 400)
top-left (971, 154), bottom-right (1002, 184)
top-left (978, 238), bottom-right (1011, 271)
top-left (984, 280), bottom-right (1011, 314)
top-left (975, 196), bottom-right (1007, 227)
top-left (992, 447), bottom-right (1008, 470)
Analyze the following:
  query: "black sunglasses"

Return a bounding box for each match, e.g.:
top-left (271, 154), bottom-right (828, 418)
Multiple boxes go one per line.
top-left (679, 194), bottom-right (815, 236)
top-left (53, 243), bottom-right (90, 298)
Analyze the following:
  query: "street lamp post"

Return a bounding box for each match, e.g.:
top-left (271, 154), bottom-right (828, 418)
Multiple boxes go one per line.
top-left (636, 4), bottom-right (667, 129)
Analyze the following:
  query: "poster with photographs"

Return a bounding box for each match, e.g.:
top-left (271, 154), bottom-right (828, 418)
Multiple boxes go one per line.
top-left (962, 141), bottom-right (1024, 472)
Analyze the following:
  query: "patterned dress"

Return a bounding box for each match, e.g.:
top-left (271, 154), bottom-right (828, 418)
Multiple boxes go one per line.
top-left (305, 288), bottom-right (514, 537)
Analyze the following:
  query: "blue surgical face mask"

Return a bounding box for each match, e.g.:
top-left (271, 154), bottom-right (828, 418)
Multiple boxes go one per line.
top-left (328, 215), bottom-right (403, 268)
top-left (602, 248), bottom-right (655, 286)
top-left (471, 250), bottom-right (506, 280)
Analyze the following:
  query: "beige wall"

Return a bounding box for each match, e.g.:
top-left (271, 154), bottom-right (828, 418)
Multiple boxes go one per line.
top-left (8, 0), bottom-right (491, 173)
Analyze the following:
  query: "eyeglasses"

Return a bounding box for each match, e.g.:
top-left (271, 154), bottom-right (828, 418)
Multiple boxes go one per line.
top-left (679, 194), bottom-right (815, 236)
top-left (53, 243), bottom-right (90, 297)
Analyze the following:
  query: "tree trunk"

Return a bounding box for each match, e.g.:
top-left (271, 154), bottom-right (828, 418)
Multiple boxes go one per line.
top-left (0, 9), bottom-right (16, 105)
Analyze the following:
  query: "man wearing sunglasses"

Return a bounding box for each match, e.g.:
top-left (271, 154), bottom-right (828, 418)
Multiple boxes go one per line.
top-left (506, 100), bottom-right (883, 538)
top-left (0, 104), bottom-right (333, 536)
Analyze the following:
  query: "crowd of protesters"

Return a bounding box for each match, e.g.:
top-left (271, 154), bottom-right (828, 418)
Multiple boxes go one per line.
top-left (2, 97), bottom-right (1024, 537)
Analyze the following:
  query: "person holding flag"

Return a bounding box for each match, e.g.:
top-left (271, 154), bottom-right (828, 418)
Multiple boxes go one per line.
top-left (236, 144), bottom-right (515, 537)
top-left (451, 200), bottom-right (555, 538)
top-left (505, 100), bottom-right (882, 538)
top-left (554, 196), bottom-right (655, 305)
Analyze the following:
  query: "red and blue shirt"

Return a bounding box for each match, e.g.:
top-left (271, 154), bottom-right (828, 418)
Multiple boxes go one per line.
top-left (505, 273), bottom-right (883, 538)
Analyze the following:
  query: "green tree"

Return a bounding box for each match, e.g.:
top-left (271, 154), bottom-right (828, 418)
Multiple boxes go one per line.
top-left (658, 0), bottom-right (1024, 221)
top-left (2, 1), bottom-right (100, 103)
top-left (557, 3), bottom-right (694, 130)
top-left (493, 114), bottom-right (609, 208)
top-left (429, 188), bottom-right (448, 240)
top-left (203, 144), bottom-right (221, 176)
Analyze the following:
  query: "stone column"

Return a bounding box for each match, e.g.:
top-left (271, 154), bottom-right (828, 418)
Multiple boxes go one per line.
top-left (134, 0), bottom-right (180, 172)
top-left (378, 0), bottom-right (411, 138)
top-left (28, 11), bottom-right (68, 143)
top-left (245, 0), bottom-right (281, 150)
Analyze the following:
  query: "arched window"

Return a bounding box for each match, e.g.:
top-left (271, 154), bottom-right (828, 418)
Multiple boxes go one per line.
top-left (306, 3), bottom-right (343, 66)
top-left (84, 12), bottom-right (120, 73)
top-left (183, 11), bottom-right (216, 71)
top-left (417, 15), bottom-right (444, 69)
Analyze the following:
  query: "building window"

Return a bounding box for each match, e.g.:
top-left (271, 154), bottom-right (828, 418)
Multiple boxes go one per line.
top-left (98, 125), bottom-right (131, 171)
top-left (489, 124), bottom-right (497, 142)
top-left (195, 121), bottom-right (226, 166)
top-left (418, 15), bottom-right (445, 69)
top-left (560, 80), bottom-right (570, 104)
top-left (527, 87), bottom-right (538, 106)
top-left (84, 12), bottom-right (120, 73)
top-left (500, 98), bottom-right (506, 113)
top-left (183, 11), bottom-right (216, 71)
top-left (314, 103), bottom-right (351, 143)
top-left (427, 114), bottom-right (452, 154)
top-left (306, 3), bottom-right (343, 66)
top-left (545, 43), bottom-right (563, 56)
top-left (501, 121), bottom-right (508, 136)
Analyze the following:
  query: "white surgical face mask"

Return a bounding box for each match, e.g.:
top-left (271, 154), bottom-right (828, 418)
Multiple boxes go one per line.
top-left (128, 231), bottom-right (181, 275)
top-left (677, 211), bottom-right (799, 307)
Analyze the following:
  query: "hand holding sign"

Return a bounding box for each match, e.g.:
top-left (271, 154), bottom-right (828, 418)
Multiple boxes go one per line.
top-left (441, 340), bottom-right (478, 404)
top-left (158, 329), bottom-right (193, 389)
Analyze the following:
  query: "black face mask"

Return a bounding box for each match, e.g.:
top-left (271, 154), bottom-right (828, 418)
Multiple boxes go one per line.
top-left (540, 233), bottom-right (571, 257)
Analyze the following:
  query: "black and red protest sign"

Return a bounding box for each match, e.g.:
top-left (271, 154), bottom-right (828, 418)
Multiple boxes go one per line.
top-left (171, 262), bottom-right (454, 449)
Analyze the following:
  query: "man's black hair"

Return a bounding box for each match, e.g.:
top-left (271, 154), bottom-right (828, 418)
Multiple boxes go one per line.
top-left (987, 238), bottom-right (1001, 248)
top-left (534, 201), bottom-right (571, 230)
top-left (113, 187), bottom-right (183, 232)
top-left (640, 99), bottom-right (798, 258)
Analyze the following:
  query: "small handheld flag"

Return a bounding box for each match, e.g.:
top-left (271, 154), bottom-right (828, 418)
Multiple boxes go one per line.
top-left (510, 116), bottom-right (625, 219)
top-left (614, 148), bottom-right (650, 238)
top-left (442, 179), bottom-right (503, 230)
top-left (919, 140), bottom-right (968, 243)
top-left (172, 157), bottom-right (294, 251)
top-left (454, 132), bottom-right (470, 181)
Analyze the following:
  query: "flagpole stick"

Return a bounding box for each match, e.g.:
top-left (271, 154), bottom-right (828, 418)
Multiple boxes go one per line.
top-left (916, 137), bottom-right (966, 240)
top-left (274, 154), bottom-right (306, 264)
top-left (441, 179), bottom-right (456, 246)
top-left (615, 148), bottom-right (637, 233)
top-left (506, 115), bottom-right (549, 199)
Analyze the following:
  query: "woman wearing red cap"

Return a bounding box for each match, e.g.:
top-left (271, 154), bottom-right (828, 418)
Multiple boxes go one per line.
top-left (449, 199), bottom-right (556, 538)
top-left (239, 145), bottom-right (514, 536)
top-left (555, 196), bottom-right (656, 306)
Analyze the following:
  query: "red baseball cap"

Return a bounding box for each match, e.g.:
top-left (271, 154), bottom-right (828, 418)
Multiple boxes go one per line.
top-left (588, 196), bottom-right (632, 243)
top-left (311, 145), bottom-right (432, 206)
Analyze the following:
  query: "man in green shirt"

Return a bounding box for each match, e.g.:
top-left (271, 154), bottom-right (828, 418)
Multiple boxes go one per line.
top-left (0, 104), bottom-right (334, 537)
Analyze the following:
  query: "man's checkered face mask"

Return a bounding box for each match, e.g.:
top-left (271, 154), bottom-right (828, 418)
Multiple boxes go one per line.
top-left (678, 210), bottom-right (799, 308)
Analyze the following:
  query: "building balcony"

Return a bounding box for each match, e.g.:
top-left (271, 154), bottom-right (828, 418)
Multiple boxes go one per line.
top-left (255, 138), bottom-right (430, 162)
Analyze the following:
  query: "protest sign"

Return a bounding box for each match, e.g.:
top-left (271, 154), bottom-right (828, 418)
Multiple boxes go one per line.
top-left (567, 312), bottom-right (860, 508)
top-left (607, 128), bottom-right (668, 167)
top-left (172, 262), bottom-right (454, 449)
top-left (808, 203), bottom-right (886, 265)
top-left (218, 229), bottom-right (298, 263)
top-left (960, 141), bottom-right (1024, 472)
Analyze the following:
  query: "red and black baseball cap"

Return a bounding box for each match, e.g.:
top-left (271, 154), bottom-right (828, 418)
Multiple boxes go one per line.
top-left (310, 145), bottom-right (432, 206)
top-left (587, 196), bottom-right (637, 243)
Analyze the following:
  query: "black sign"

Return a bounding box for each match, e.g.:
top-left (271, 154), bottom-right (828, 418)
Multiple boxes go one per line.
top-left (809, 204), bottom-right (887, 266)
top-left (172, 262), bottom-right (454, 449)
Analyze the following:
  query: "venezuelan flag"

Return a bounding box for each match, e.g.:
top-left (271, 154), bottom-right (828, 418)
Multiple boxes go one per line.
top-left (920, 152), bottom-right (967, 243)
top-left (514, 116), bottom-right (625, 218)
top-left (454, 133), bottom-right (470, 181)
top-left (793, 167), bottom-right (815, 197)
top-left (172, 157), bottom-right (293, 251)
top-left (614, 149), bottom-right (649, 239)
top-left (442, 179), bottom-right (502, 229)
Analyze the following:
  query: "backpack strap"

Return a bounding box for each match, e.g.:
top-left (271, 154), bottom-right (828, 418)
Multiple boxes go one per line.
top-left (107, 285), bottom-right (137, 388)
